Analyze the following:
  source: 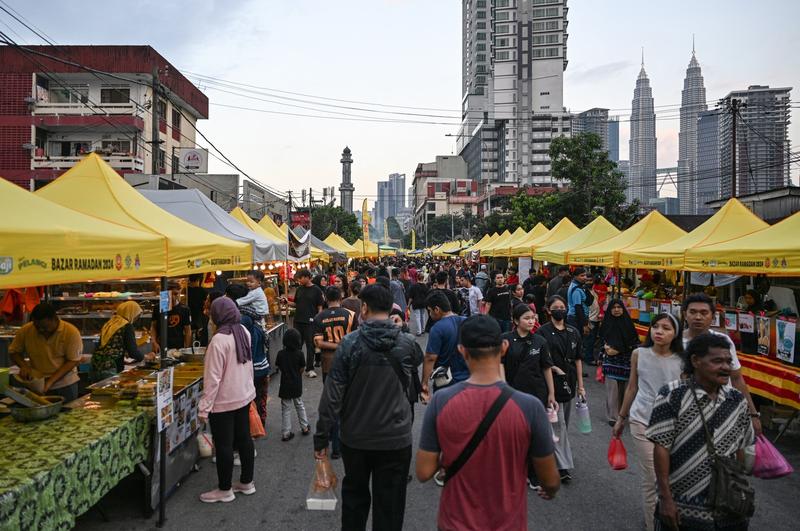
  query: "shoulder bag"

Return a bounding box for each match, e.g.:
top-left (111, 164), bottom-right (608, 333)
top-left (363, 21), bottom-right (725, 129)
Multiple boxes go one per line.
top-left (689, 385), bottom-right (755, 520)
top-left (445, 385), bottom-right (515, 483)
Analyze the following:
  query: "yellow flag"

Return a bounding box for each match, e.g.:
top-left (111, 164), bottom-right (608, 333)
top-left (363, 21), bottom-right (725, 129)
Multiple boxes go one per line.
top-left (361, 198), bottom-right (369, 242)
top-left (411, 229), bottom-right (416, 250)
top-left (383, 219), bottom-right (389, 245)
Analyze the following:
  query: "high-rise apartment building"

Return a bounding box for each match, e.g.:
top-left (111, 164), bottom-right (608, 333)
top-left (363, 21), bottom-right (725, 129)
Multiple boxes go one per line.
top-left (374, 172), bottom-right (406, 229)
top-left (607, 117), bottom-right (620, 163)
top-left (696, 110), bottom-right (721, 214)
top-left (677, 46), bottom-right (707, 214)
top-left (718, 85), bottom-right (792, 198)
top-left (459, 0), bottom-right (570, 187)
top-left (628, 57), bottom-right (657, 205)
top-left (572, 107), bottom-right (609, 151)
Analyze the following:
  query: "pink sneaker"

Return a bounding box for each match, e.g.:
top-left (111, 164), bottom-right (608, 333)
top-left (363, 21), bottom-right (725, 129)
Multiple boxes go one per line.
top-left (233, 481), bottom-right (256, 495)
top-left (199, 488), bottom-right (235, 503)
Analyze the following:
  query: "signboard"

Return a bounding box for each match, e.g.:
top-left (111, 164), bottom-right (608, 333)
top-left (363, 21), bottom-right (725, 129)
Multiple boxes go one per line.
top-left (156, 367), bottom-right (174, 431)
top-left (159, 290), bottom-right (170, 312)
top-left (290, 210), bottom-right (310, 229)
top-left (176, 147), bottom-right (209, 173)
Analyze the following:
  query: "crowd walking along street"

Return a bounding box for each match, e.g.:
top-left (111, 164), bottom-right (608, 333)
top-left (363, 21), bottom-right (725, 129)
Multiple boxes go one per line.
top-left (1, 1), bottom-right (800, 530)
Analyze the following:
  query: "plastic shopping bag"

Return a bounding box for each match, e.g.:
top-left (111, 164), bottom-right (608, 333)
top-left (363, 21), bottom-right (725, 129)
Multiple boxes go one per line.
top-left (753, 434), bottom-right (793, 479)
top-left (607, 436), bottom-right (628, 470)
top-left (306, 457), bottom-right (338, 510)
top-left (198, 431), bottom-right (214, 458)
top-left (595, 364), bottom-right (605, 383)
top-left (249, 402), bottom-right (266, 439)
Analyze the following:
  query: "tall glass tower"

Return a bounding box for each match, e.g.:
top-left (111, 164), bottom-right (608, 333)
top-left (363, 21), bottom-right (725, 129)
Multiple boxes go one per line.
top-left (678, 43), bottom-right (707, 214)
top-left (628, 53), bottom-right (657, 205)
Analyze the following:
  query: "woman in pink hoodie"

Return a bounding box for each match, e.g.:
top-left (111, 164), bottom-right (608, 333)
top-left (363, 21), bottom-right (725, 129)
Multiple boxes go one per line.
top-left (198, 296), bottom-right (256, 503)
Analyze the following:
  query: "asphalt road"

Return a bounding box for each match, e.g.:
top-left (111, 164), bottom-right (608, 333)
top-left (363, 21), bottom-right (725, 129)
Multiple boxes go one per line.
top-left (78, 334), bottom-right (800, 531)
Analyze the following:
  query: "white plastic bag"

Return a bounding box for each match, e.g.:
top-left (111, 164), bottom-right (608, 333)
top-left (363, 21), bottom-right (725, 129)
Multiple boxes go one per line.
top-left (198, 431), bottom-right (213, 458)
top-left (306, 457), bottom-right (338, 511)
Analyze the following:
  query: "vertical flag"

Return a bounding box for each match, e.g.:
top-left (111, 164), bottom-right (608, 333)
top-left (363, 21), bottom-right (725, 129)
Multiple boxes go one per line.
top-left (411, 229), bottom-right (416, 250)
top-left (383, 219), bottom-right (389, 245)
top-left (361, 198), bottom-right (369, 242)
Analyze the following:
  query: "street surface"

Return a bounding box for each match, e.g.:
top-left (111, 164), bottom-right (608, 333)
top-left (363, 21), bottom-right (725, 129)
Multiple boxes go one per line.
top-left (78, 334), bottom-right (800, 531)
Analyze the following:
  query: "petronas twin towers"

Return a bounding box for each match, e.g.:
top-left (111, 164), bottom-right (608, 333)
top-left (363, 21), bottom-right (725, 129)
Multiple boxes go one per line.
top-left (627, 44), bottom-right (707, 213)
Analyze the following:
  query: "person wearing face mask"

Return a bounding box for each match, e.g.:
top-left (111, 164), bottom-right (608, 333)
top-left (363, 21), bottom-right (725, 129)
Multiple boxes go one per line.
top-left (612, 313), bottom-right (684, 531)
top-left (535, 295), bottom-right (583, 483)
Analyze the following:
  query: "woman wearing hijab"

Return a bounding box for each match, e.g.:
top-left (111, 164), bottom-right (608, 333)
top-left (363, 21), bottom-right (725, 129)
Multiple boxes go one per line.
top-left (90, 301), bottom-right (144, 382)
top-left (198, 297), bottom-right (256, 503)
top-left (599, 299), bottom-right (639, 425)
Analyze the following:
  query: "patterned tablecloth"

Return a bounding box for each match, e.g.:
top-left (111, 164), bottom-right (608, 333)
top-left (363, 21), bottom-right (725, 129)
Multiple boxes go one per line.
top-left (0, 407), bottom-right (150, 531)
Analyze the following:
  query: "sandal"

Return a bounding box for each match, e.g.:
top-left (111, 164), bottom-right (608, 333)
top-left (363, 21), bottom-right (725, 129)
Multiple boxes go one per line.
top-left (281, 432), bottom-right (295, 442)
top-left (301, 426), bottom-right (311, 436)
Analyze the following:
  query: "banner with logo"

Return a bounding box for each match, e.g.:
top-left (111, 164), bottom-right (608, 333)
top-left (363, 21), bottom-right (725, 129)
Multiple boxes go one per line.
top-left (411, 229), bottom-right (416, 251)
top-left (288, 229), bottom-right (311, 262)
top-left (361, 199), bottom-right (370, 243)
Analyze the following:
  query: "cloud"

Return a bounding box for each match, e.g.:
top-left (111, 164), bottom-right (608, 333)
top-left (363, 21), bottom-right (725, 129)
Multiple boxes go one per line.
top-left (569, 60), bottom-right (633, 83)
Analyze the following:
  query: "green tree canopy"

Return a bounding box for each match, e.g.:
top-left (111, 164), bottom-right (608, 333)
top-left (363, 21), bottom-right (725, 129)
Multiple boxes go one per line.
top-left (385, 217), bottom-right (405, 241)
top-left (310, 206), bottom-right (361, 243)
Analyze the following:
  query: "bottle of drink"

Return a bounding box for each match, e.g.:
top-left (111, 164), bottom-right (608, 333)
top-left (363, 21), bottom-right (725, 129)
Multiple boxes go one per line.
top-left (576, 398), bottom-right (592, 434)
top-left (546, 406), bottom-right (559, 443)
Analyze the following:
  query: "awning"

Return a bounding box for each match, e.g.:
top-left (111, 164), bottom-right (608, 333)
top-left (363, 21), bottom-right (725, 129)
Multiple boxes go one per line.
top-left (482, 229), bottom-right (515, 257)
top-left (351, 239), bottom-right (381, 258)
top-left (533, 216), bottom-right (620, 264)
top-left (568, 210), bottom-right (686, 267)
top-left (0, 177), bottom-right (167, 289)
top-left (257, 215), bottom-right (287, 241)
top-left (141, 189), bottom-right (286, 263)
top-left (510, 218), bottom-right (578, 257)
top-left (497, 223), bottom-right (550, 257)
top-left (323, 233), bottom-right (359, 257)
top-left (619, 199), bottom-right (769, 270)
top-left (36, 154), bottom-right (251, 275)
top-left (684, 211), bottom-right (800, 275)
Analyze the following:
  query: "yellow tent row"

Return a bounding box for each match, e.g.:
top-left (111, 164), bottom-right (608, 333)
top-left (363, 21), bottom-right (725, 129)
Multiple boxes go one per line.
top-left (351, 239), bottom-right (398, 258)
top-left (228, 208), bottom-right (330, 262)
top-left (512, 218), bottom-right (579, 257)
top-left (324, 233), bottom-right (360, 257)
top-left (497, 224), bottom-right (549, 257)
top-left (533, 216), bottom-right (620, 264)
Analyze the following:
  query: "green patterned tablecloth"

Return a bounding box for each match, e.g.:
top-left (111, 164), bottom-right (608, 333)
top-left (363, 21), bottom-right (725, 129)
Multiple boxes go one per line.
top-left (0, 407), bottom-right (150, 531)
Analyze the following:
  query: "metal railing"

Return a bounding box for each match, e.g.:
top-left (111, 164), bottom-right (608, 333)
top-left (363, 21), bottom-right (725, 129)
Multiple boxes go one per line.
top-left (32, 154), bottom-right (144, 171)
top-left (32, 102), bottom-right (136, 116)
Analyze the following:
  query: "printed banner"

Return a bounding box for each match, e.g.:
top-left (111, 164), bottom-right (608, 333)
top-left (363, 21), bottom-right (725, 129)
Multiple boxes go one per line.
top-left (738, 313), bottom-right (755, 333)
top-left (776, 319), bottom-right (796, 364)
top-left (156, 367), bottom-right (174, 432)
top-left (757, 316), bottom-right (771, 356)
top-left (288, 229), bottom-right (311, 262)
top-left (725, 311), bottom-right (738, 331)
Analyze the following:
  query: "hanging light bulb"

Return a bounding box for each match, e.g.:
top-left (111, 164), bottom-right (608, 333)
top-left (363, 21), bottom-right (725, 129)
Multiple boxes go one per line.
top-left (215, 270), bottom-right (222, 276)
top-left (268, 264), bottom-right (274, 270)
top-left (259, 264), bottom-right (266, 270)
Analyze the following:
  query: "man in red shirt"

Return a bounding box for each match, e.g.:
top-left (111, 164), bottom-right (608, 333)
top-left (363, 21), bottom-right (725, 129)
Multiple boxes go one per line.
top-left (506, 267), bottom-right (519, 287)
top-left (416, 315), bottom-right (560, 530)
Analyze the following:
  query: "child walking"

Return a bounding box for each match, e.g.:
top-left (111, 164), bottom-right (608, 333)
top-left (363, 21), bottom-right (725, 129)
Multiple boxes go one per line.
top-left (275, 328), bottom-right (310, 441)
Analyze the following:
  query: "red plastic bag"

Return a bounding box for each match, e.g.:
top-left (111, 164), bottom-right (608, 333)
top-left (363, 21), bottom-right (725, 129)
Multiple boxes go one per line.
top-left (249, 402), bottom-right (266, 439)
top-left (595, 364), bottom-right (605, 383)
top-left (753, 434), bottom-right (793, 479)
top-left (608, 436), bottom-right (628, 470)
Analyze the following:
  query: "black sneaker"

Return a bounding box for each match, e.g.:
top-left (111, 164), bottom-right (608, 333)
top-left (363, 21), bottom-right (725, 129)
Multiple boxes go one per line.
top-left (527, 479), bottom-right (541, 491)
top-left (559, 470), bottom-right (572, 483)
top-left (331, 451), bottom-right (341, 460)
top-left (281, 432), bottom-right (295, 442)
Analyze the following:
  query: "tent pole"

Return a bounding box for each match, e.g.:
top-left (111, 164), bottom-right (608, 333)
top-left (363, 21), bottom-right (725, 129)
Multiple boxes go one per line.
top-left (157, 276), bottom-right (168, 527)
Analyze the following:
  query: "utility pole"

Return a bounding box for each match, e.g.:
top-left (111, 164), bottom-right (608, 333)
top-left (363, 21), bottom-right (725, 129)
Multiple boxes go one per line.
top-left (308, 187), bottom-right (313, 234)
top-left (728, 98), bottom-right (745, 198)
top-left (150, 67), bottom-right (161, 178)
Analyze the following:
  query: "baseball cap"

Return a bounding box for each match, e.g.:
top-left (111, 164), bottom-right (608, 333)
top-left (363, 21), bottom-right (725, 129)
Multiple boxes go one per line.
top-left (459, 315), bottom-right (502, 349)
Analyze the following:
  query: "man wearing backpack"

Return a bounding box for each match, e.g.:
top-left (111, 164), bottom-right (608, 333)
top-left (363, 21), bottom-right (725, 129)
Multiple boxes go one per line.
top-left (314, 284), bottom-right (423, 531)
top-left (416, 315), bottom-right (560, 530)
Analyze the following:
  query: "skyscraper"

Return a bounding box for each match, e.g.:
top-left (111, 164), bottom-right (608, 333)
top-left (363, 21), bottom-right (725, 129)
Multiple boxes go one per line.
top-left (608, 117), bottom-right (620, 163)
top-left (696, 110), bottom-right (721, 214)
top-left (572, 108), bottom-right (610, 152)
top-left (459, 0), bottom-right (570, 186)
top-left (339, 146), bottom-right (354, 213)
top-left (718, 85), bottom-right (792, 197)
top-left (677, 44), bottom-right (707, 214)
top-left (374, 173), bottom-right (406, 229)
top-left (628, 54), bottom-right (657, 205)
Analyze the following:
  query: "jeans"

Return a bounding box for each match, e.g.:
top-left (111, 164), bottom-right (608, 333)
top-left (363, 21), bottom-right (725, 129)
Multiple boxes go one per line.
top-left (280, 397), bottom-right (309, 436)
top-left (209, 404), bottom-right (254, 490)
top-left (253, 374), bottom-right (269, 428)
top-left (340, 444), bottom-right (412, 531)
top-left (294, 322), bottom-right (317, 371)
top-left (322, 373), bottom-right (341, 454)
top-left (410, 308), bottom-right (428, 336)
top-left (49, 383), bottom-right (79, 403)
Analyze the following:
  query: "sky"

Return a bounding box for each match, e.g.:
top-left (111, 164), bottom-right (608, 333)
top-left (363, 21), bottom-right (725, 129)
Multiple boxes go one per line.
top-left (4, 0), bottom-right (799, 205)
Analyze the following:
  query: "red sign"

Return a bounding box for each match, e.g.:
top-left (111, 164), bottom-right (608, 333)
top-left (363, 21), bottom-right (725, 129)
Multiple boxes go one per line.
top-left (290, 211), bottom-right (310, 228)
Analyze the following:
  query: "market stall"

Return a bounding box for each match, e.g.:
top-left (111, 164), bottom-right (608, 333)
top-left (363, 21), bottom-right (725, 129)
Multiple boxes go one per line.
top-left (512, 217), bottom-right (579, 257)
top-left (481, 229), bottom-right (518, 258)
top-left (323, 233), bottom-right (359, 258)
top-left (498, 223), bottom-right (550, 258)
top-left (533, 215), bottom-right (620, 265)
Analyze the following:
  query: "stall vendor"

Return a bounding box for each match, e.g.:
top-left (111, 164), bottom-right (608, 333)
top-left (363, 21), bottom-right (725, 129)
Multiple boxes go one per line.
top-left (90, 301), bottom-right (148, 382)
top-left (8, 302), bottom-right (83, 402)
top-left (151, 281), bottom-right (192, 353)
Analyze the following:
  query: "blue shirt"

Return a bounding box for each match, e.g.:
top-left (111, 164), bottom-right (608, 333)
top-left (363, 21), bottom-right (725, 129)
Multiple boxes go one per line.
top-left (426, 315), bottom-right (469, 383)
top-left (567, 280), bottom-right (588, 318)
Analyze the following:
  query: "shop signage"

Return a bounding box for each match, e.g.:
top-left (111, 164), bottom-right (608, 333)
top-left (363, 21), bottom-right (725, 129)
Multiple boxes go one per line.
top-left (0, 257), bottom-right (13, 275)
top-left (176, 148), bottom-right (209, 173)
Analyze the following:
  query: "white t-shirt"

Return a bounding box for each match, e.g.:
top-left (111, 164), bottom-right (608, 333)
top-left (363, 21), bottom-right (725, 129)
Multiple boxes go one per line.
top-left (468, 285), bottom-right (483, 316)
top-left (682, 328), bottom-right (742, 371)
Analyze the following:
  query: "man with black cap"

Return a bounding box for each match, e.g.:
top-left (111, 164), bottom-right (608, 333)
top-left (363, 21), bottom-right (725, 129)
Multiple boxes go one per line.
top-left (416, 315), bottom-right (560, 531)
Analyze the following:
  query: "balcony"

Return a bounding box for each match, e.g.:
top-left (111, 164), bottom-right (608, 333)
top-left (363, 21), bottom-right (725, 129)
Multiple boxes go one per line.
top-left (32, 154), bottom-right (144, 172)
top-left (32, 102), bottom-right (136, 116)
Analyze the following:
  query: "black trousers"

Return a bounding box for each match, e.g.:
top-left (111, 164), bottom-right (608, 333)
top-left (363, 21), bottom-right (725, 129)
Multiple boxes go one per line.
top-left (209, 404), bottom-right (254, 490)
top-left (294, 322), bottom-right (317, 371)
top-left (340, 444), bottom-right (411, 531)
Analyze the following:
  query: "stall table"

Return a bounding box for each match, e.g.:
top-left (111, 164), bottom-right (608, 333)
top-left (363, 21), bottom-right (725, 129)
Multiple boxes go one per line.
top-left (0, 407), bottom-right (150, 531)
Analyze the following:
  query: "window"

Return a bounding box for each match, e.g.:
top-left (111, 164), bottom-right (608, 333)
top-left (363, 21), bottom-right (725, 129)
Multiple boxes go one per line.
top-left (532, 48), bottom-right (544, 58)
top-left (533, 0), bottom-right (558, 4)
top-left (157, 149), bottom-right (166, 171)
top-left (100, 87), bottom-right (130, 104)
top-left (476, 32), bottom-right (486, 40)
top-left (476, 43), bottom-right (486, 51)
top-left (496, 37), bottom-right (509, 47)
top-left (171, 108), bottom-right (182, 131)
top-left (427, 203), bottom-right (436, 211)
top-left (546, 7), bottom-right (559, 16)
top-left (476, 64), bottom-right (486, 73)
top-left (533, 22), bottom-right (545, 31)
top-left (476, 10), bottom-right (486, 18)
top-left (156, 99), bottom-right (167, 120)
top-left (496, 0), bottom-right (509, 6)
top-left (533, 35), bottom-right (544, 45)
top-left (495, 24), bottom-right (510, 34)
top-left (101, 140), bottom-right (132, 153)
top-left (546, 33), bottom-right (560, 44)
top-left (546, 20), bottom-right (559, 30)
top-left (496, 51), bottom-right (509, 60)
top-left (49, 85), bottom-right (88, 104)
top-left (476, 22), bottom-right (486, 29)
top-left (545, 47), bottom-right (560, 57)
top-left (476, 0), bottom-right (486, 6)
top-left (477, 53), bottom-right (486, 62)
top-left (496, 11), bottom-right (509, 21)
top-left (533, 7), bottom-right (559, 17)
top-left (476, 76), bottom-right (486, 84)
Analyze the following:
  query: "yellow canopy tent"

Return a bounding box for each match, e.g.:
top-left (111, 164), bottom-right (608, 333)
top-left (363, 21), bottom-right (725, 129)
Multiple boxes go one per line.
top-left (620, 199), bottom-right (769, 270)
top-left (229, 208), bottom-right (329, 262)
top-left (351, 239), bottom-right (380, 258)
top-left (473, 232), bottom-right (501, 252)
top-left (36, 154), bottom-right (251, 275)
top-left (482, 229), bottom-right (514, 257)
top-left (534, 216), bottom-right (620, 264)
top-left (684, 211), bottom-right (800, 276)
top-left (568, 210), bottom-right (686, 267)
top-left (324, 233), bottom-right (359, 257)
top-left (461, 233), bottom-right (491, 256)
top-left (257, 214), bottom-right (286, 241)
top-left (511, 219), bottom-right (578, 257)
top-left (498, 223), bottom-right (550, 257)
top-left (0, 177), bottom-right (167, 289)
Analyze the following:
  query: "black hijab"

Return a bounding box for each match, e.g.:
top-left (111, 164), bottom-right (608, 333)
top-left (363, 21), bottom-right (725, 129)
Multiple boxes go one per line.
top-left (601, 299), bottom-right (639, 352)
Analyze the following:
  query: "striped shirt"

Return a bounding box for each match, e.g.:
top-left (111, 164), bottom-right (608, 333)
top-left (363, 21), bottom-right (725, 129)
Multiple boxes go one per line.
top-left (646, 379), bottom-right (754, 529)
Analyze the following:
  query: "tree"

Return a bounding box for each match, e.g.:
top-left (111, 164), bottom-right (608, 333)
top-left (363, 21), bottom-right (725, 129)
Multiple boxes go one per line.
top-left (310, 206), bottom-right (361, 243)
top-left (425, 214), bottom-right (468, 246)
top-left (385, 217), bottom-right (405, 241)
top-left (549, 133), bottom-right (639, 228)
